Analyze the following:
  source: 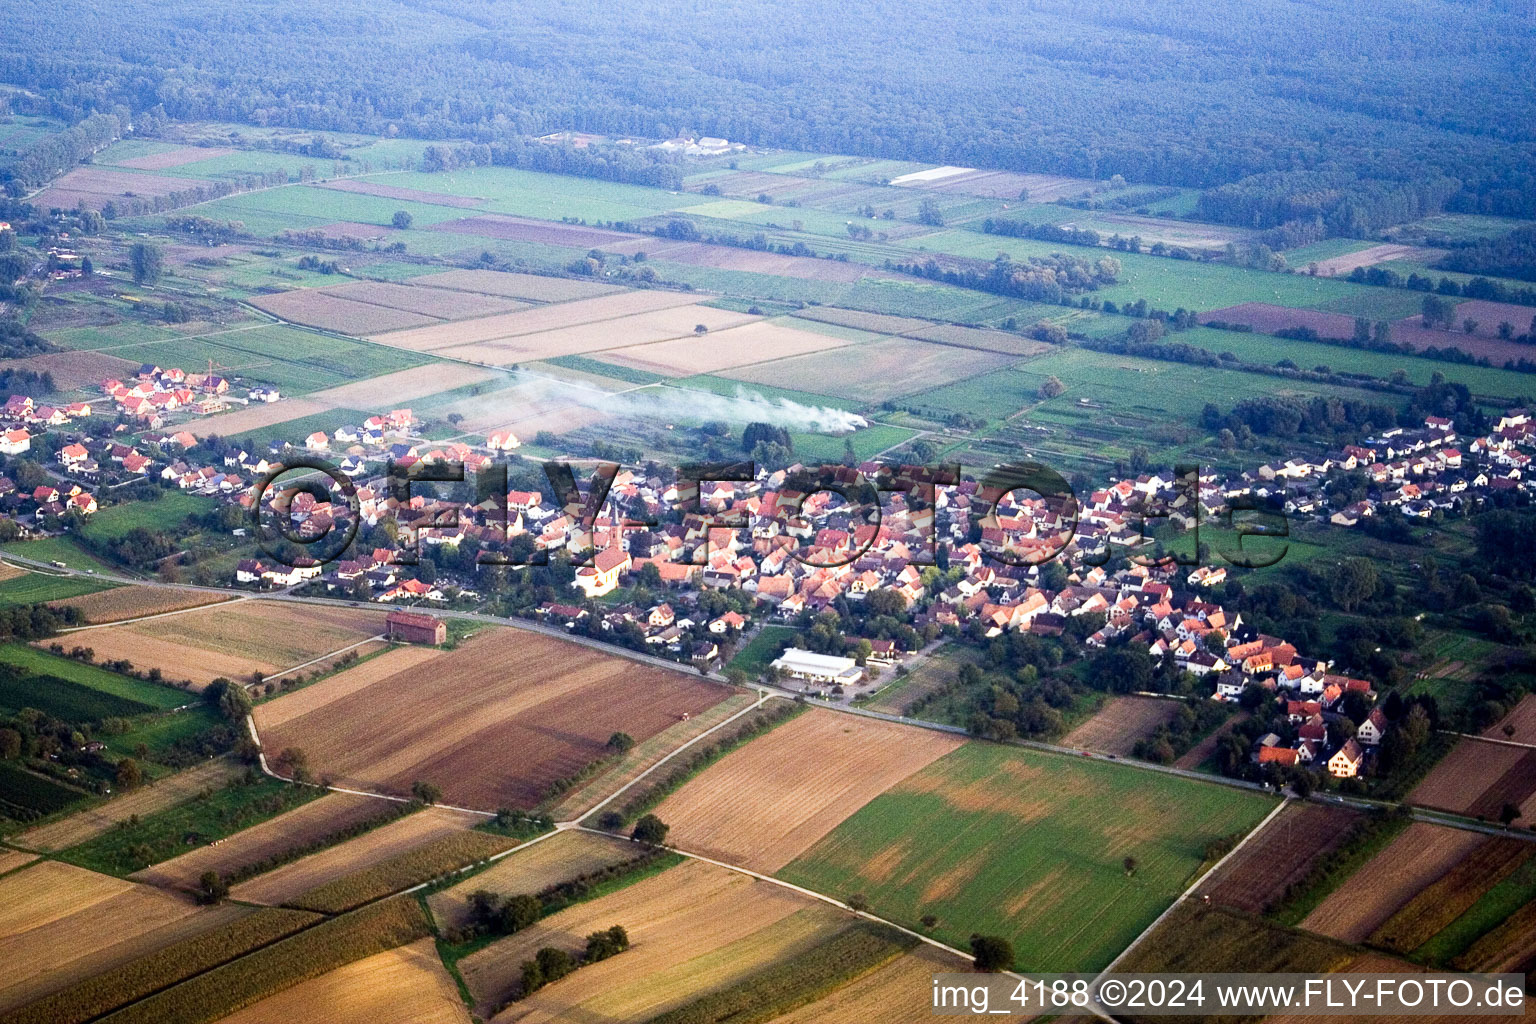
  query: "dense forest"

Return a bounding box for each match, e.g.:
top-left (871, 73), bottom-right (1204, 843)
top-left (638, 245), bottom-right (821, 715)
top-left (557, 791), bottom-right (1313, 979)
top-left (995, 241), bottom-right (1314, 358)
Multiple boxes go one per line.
top-left (1, 0), bottom-right (1533, 226)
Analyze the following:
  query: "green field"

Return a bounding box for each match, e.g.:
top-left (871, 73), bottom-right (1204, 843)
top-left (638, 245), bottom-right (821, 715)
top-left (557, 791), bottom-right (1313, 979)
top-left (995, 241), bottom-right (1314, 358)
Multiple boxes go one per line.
top-left (728, 625), bottom-right (800, 678)
top-left (1, 537), bottom-right (122, 575)
top-left (0, 569), bottom-right (116, 607)
top-left (84, 492), bottom-right (215, 541)
top-left (1281, 239), bottom-right (1379, 264)
top-left (0, 760), bottom-right (91, 817)
top-left (1415, 856), bottom-right (1536, 966)
top-left (778, 742), bottom-right (1275, 970)
top-left (0, 644), bottom-right (188, 711)
top-left (789, 424), bottom-right (917, 463)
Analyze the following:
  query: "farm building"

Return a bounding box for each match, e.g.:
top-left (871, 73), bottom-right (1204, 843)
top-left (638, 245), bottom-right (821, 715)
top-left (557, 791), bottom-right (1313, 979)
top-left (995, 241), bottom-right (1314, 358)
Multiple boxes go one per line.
top-left (771, 648), bottom-right (863, 686)
top-left (386, 609), bottom-right (447, 646)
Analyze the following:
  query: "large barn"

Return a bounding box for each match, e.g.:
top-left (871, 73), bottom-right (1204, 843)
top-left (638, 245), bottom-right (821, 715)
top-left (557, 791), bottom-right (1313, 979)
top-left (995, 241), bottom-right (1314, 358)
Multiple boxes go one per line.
top-left (385, 609), bottom-right (447, 646)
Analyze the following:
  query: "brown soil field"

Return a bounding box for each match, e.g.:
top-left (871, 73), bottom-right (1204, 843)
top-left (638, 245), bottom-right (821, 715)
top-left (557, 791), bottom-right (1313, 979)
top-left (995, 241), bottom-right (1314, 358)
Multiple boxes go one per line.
top-left (254, 646), bottom-right (445, 731)
top-left (310, 221), bottom-right (396, 240)
top-left (428, 830), bottom-right (635, 931)
top-left (1268, 951), bottom-right (1536, 1024)
top-left (1173, 710), bottom-right (1250, 770)
top-left (611, 238), bottom-right (879, 281)
top-left (1309, 243), bottom-right (1448, 276)
top-left (230, 806), bottom-right (482, 906)
top-left (217, 937), bottom-right (471, 1024)
top-left (1199, 803), bottom-right (1363, 914)
top-left (256, 629), bottom-right (731, 809)
top-left (317, 177), bottom-right (486, 209)
top-left (429, 213), bottom-right (641, 248)
top-left (791, 307), bottom-right (938, 336)
top-left (1471, 749), bottom-right (1536, 821)
top-left (31, 167), bottom-right (207, 209)
top-left (1408, 737), bottom-right (1530, 815)
top-left (603, 318), bottom-right (852, 377)
top-left (654, 710), bottom-right (963, 873)
top-left (55, 585), bottom-right (235, 624)
top-left (1202, 301), bottom-right (1536, 366)
top-left (1299, 823), bottom-right (1484, 943)
top-left (249, 289), bottom-right (439, 334)
top-left (320, 280), bottom-right (529, 319)
top-left (0, 562), bottom-right (23, 585)
top-left (1061, 696), bottom-right (1183, 756)
top-left (920, 169), bottom-right (1100, 202)
top-left (904, 322), bottom-right (1053, 356)
top-left (727, 335), bottom-right (1010, 402)
top-left (464, 858), bottom-right (847, 1020)
top-left (367, 290), bottom-right (701, 352)
top-left (0, 861), bottom-right (215, 1012)
top-left (113, 146), bottom-right (234, 170)
top-left (132, 791), bottom-right (393, 892)
top-left (79, 601), bottom-right (387, 689)
top-left (1486, 694), bottom-right (1536, 744)
top-left (4, 349), bottom-right (141, 390)
top-left (432, 304), bottom-right (754, 367)
top-left (765, 945), bottom-right (1004, 1024)
top-left (0, 847), bottom-right (38, 876)
top-left (1370, 837), bottom-right (1530, 953)
top-left (187, 397), bottom-right (330, 439)
top-left (409, 268), bottom-right (623, 303)
top-left (304, 361), bottom-right (501, 408)
top-left (13, 758), bottom-right (246, 852)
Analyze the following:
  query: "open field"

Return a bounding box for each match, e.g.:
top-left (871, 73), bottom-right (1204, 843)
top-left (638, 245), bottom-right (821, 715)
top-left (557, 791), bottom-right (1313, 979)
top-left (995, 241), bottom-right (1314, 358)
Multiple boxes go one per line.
top-left (0, 643), bottom-right (188, 712)
top-left (724, 335), bottom-right (1013, 402)
top-left (431, 377), bottom-right (612, 436)
top-left (230, 806), bottom-right (481, 906)
top-left (603, 318), bottom-right (860, 378)
top-left (249, 289), bottom-right (439, 333)
top-left (1308, 243), bottom-right (1448, 276)
top-left (780, 741), bottom-right (1275, 970)
top-left (762, 944), bottom-right (1014, 1024)
top-left (75, 601), bottom-right (387, 689)
top-left (429, 212), bottom-right (639, 247)
top-left (216, 938), bottom-right (471, 1024)
top-left (409, 268), bottom-right (623, 302)
top-left (1299, 822), bottom-right (1484, 943)
top-left (653, 710), bottom-right (963, 873)
top-left (1112, 900), bottom-right (1354, 984)
top-left (1369, 838), bottom-right (1531, 953)
top-left (4, 349), bottom-right (141, 391)
top-left (1487, 695), bottom-right (1536, 745)
top-left (1198, 802), bottom-right (1363, 915)
top-left (54, 585), bottom-right (235, 624)
top-left (788, 306), bottom-right (1051, 356)
top-left (0, 568), bottom-right (117, 607)
top-left (460, 858), bottom-right (852, 1020)
top-left (0, 847), bottom-right (39, 875)
top-left (31, 167), bottom-right (206, 209)
top-left (368, 290), bottom-right (703, 352)
top-left (184, 396), bottom-right (329, 438)
top-left (1060, 696), bottom-right (1182, 757)
top-left (251, 645), bottom-right (442, 729)
top-left (432, 303), bottom-right (755, 366)
top-left (132, 791), bottom-right (396, 892)
top-left (284, 830), bottom-right (518, 914)
top-left (13, 758), bottom-right (245, 853)
top-left (318, 177), bottom-right (486, 208)
top-left (428, 830), bottom-right (636, 931)
top-left (113, 145), bottom-right (235, 170)
top-left (256, 629), bottom-right (731, 809)
top-left (1268, 951), bottom-right (1517, 1024)
top-left (320, 279), bottom-right (529, 319)
top-left (300, 361), bottom-right (500, 409)
top-left (1408, 738), bottom-right (1536, 820)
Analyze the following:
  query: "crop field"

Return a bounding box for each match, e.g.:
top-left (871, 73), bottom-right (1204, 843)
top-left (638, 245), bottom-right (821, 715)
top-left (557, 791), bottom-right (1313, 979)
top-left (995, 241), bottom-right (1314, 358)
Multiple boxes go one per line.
top-left (53, 585), bottom-right (234, 624)
top-left (317, 177), bottom-right (487, 208)
top-left (283, 830), bottom-right (518, 914)
top-left (1487, 695), bottom-right (1536, 744)
top-left (779, 741), bottom-right (1275, 970)
top-left (428, 829), bottom-right (635, 930)
top-left (0, 861), bottom-right (207, 1012)
top-left (184, 396), bottom-right (328, 439)
top-left (409, 268), bottom-right (623, 302)
top-left (763, 944), bottom-right (1007, 1024)
top-left (3, 349), bottom-right (141, 391)
top-left (76, 601), bottom-right (387, 689)
top-left (314, 279), bottom-right (530, 319)
top-left (31, 167), bottom-right (206, 209)
top-left (1298, 823), bottom-right (1485, 943)
top-left (1267, 952), bottom-right (1498, 1024)
top-left (110, 144), bottom-right (236, 170)
top-left (0, 643), bottom-right (186, 714)
top-left (429, 212), bottom-right (639, 248)
top-left (604, 318), bottom-right (861, 378)
top-left (1408, 738), bottom-right (1536, 820)
top-left (1198, 803), bottom-right (1363, 915)
top-left (255, 629), bottom-right (731, 809)
top-left (1308, 243), bottom-right (1448, 276)
top-left (13, 759), bottom-right (246, 853)
top-left (229, 806), bottom-right (481, 906)
top-left (654, 710), bottom-right (963, 873)
top-left (1060, 696), bottom-right (1182, 756)
top-left (1114, 901), bottom-right (1354, 982)
top-left (0, 761), bottom-right (91, 819)
top-left (1201, 302), bottom-right (1536, 366)
top-left (459, 858), bottom-right (853, 1020)
top-left (1369, 838), bottom-right (1531, 953)
top-left (357, 167), bottom-right (691, 223)
top-left (0, 568), bottom-right (116, 607)
top-left (249, 289), bottom-right (439, 333)
top-left (724, 336), bottom-right (1015, 402)
top-left (217, 938), bottom-right (471, 1024)
top-left (132, 790), bottom-right (397, 892)
top-left (366, 291), bottom-right (708, 353)
top-left (0, 848), bottom-right (38, 876)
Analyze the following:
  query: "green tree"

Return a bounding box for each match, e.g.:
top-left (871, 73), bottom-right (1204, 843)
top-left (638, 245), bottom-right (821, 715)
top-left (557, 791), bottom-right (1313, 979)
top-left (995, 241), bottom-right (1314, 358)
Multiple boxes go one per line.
top-left (196, 870), bottom-right (229, 904)
top-left (0, 727), bottom-right (20, 760)
top-left (130, 242), bottom-right (163, 285)
top-left (917, 197), bottom-right (944, 226)
top-left (607, 731), bottom-right (635, 754)
top-left (115, 757), bottom-right (143, 790)
top-left (970, 934), bottom-right (1014, 972)
top-left (499, 893), bottom-right (542, 933)
top-left (391, 210), bottom-right (413, 229)
top-left (412, 779), bottom-right (443, 804)
top-left (1329, 557), bottom-right (1379, 611)
top-left (1037, 375), bottom-right (1066, 399)
top-left (631, 813), bottom-right (669, 845)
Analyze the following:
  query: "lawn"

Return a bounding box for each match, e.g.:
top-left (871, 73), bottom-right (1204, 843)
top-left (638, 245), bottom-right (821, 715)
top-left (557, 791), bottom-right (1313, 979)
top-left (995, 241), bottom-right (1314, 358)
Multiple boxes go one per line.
top-left (789, 424), bottom-right (918, 463)
top-left (728, 626), bottom-right (800, 678)
top-left (2, 536), bottom-right (122, 574)
top-left (778, 741), bottom-right (1276, 971)
top-left (0, 644), bottom-right (189, 711)
top-left (101, 705), bottom-right (226, 765)
top-left (0, 570), bottom-right (116, 608)
top-left (83, 492), bottom-right (215, 541)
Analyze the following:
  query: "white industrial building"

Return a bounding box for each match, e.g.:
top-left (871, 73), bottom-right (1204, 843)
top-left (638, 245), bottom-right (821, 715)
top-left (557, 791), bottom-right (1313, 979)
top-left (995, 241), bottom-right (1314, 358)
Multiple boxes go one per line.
top-left (770, 648), bottom-right (863, 686)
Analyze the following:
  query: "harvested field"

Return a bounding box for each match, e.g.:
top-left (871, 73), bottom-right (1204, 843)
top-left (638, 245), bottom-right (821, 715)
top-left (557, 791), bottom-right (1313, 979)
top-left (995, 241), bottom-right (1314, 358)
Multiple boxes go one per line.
top-left (54, 585), bottom-right (235, 624)
top-left (256, 629), bottom-right (731, 809)
top-left (1310, 243), bottom-right (1449, 276)
top-left (602, 318), bottom-right (854, 377)
top-left (114, 145), bottom-right (235, 170)
top-left (4, 349), bottom-right (140, 391)
top-left (428, 831), bottom-right (633, 930)
top-left (435, 382), bottom-right (609, 437)
top-left (0, 847), bottom-right (38, 876)
top-left (317, 177), bottom-right (486, 209)
top-left (1487, 694), bottom-right (1536, 745)
top-left (1061, 696), bottom-right (1182, 757)
top-left (763, 945), bottom-right (1001, 1024)
top-left (0, 862), bottom-right (208, 1012)
top-left (654, 709), bottom-right (963, 873)
top-left (1199, 802), bottom-right (1363, 914)
top-left (254, 646), bottom-right (443, 731)
top-left (230, 806), bottom-right (481, 906)
top-left (303, 362), bottom-right (500, 408)
top-left (249, 290), bottom-right (439, 334)
top-left (916, 169), bottom-right (1099, 202)
top-left (1370, 837), bottom-right (1531, 953)
top-left (726, 336), bottom-right (1011, 402)
top-left (1299, 823), bottom-right (1484, 942)
top-left (611, 238), bottom-right (878, 281)
top-left (1455, 898), bottom-right (1536, 973)
top-left (367, 290), bottom-right (703, 352)
top-left (78, 601), bottom-right (386, 689)
top-left (1408, 737), bottom-right (1536, 818)
top-left (310, 221), bottom-right (394, 241)
top-left (13, 758), bottom-right (246, 852)
top-left (319, 280), bottom-right (529, 319)
top-left (903, 322), bottom-right (1052, 356)
top-left (1174, 710), bottom-right (1250, 770)
top-left (429, 213), bottom-right (640, 247)
top-left (1202, 301), bottom-right (1536, 365)
top-left (217, 938), bottom-right (471, 1024)
top-left (285, 830), bottom-right (517, 914)
top-left (186, 397), bottom-right (329, 439)
top-left (409, 268), bottom-right (623, 302)
top-left (132, 791), bottom-right (394, 892)
top-left (1269, 952), bottom-right (1512, 1024)
top-left (463, 858), bottom-right (847, 1020)
top-left (31, 167), bottom-right (207, 209)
